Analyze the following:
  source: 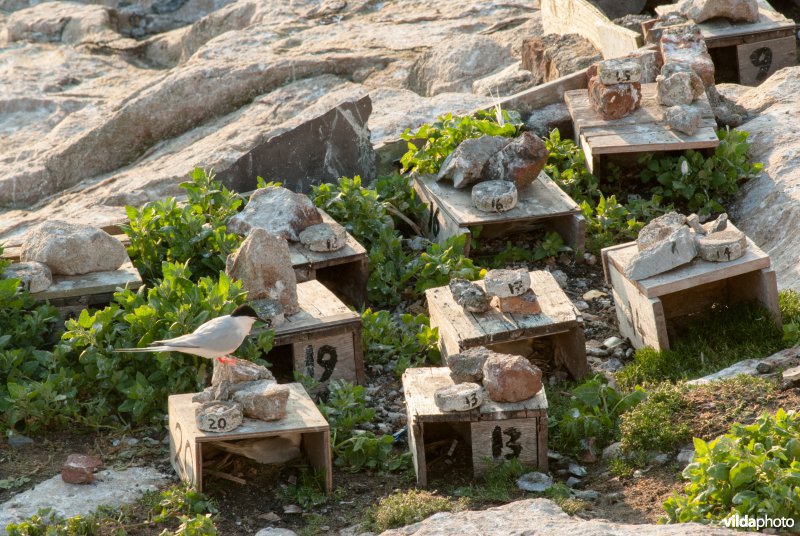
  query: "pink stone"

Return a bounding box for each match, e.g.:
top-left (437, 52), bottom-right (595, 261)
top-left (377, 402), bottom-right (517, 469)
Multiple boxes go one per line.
top-left (61, 453), bottom-right (103, 484)
top-left (482, 354), bottom-right (543, 403)
top-left (588, 77), bottom-right (642, 120)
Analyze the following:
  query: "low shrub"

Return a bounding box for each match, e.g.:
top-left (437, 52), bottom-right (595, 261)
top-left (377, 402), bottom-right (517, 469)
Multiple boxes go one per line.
top-left (361, 309), bottom-right (440, 376)
top-left (619, 382), bottom-right (692, 455)
top-left (370, 490), bottom-right (466, 532)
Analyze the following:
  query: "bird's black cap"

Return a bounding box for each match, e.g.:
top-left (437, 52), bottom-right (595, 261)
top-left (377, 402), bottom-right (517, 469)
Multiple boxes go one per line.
top-left (231, 305), bottom-right (259, 319)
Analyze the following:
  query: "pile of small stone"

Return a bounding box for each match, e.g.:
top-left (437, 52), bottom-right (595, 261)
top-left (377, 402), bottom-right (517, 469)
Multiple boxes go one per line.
top-left (434, 346), bottom-right (544, 412)
top-left (450, 268), bottom-right (542, 316)
top-left (625, 211), bottom-right (746, 280)
top-left (587, 57), bottom-right (643, 120)
top-left (192, 357), bottom-right (289, 432)
top-left (436, 132), bottom-right (548, 213)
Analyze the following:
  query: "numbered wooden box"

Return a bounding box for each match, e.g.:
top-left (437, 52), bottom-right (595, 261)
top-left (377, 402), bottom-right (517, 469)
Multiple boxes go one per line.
top-left (426, 270), bottom-right (588, 380)
top-left (654, 0), bottom-right (796, 86)
top-left (412, 171), bottom-right (585, 256)
top-left (168, 384), bottom-right (332, 492)
top-left (601, 224), bottom-right (781, 351)
top-left (402, 367), bottom-right (548, 486)
top-left (264, 280), bottom-right (365, 385)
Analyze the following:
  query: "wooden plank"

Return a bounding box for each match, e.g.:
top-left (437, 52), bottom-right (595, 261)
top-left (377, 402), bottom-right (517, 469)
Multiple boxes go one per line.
top-left (415, 172), bottom-right (581, 228)
top-left (552, 326), bottom-right (589, 379)
top-left (303, 430), bottom-right (333, 492)
top-left (655, 0), bottom-right (795, 44)
top-left (413, 176), bottom-right (471, 250)
top-left (471, 417), bottom-right (542, 476)
top-left (605, 234), bottom-right (772, 298)
top-left (608, 264), bottom-right (669, 350)
top-left (737, 36), bottom-right (797, 86)
top-left (565, 84), bottom-right (720, 156)
top-left (496, 69), bottom-right (589, 113)
top-left (541, 0), bottom-right (642, 59)
top-left (297, 279), bottom-right (352, 318)
top-left (726, 267), bottom-right (782, 326)
top-left (28, 260), bottom-right (142, 301)
top-left (292, 332), bottom-right (357, 384)
top-left (408, 420), bottom-right (427, 486)
top-left (426, 286), bottom-right (488, 349)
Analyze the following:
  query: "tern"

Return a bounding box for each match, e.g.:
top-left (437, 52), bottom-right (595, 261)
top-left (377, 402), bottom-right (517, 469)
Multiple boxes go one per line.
top-left (116, 305), bottom-right (261, 364)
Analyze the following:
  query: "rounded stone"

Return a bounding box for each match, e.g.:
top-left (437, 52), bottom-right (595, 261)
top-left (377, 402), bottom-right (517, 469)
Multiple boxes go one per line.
top-left (434, 383), bottom-right (483, 412)
top-left (447, 346), bottom-right (493, 383)
top-left (696, 229), bottom-right (747, 262)
top-left (3, 261), bottom-right (52, 293)
top-left (664, 105), bottom-right (702, 136)
top-left (298, 222), bottom-right (347, 252)
top-left (196, 401), bottom-right (244, 433)
top-left (471, 180), bottom-right (518, 213)
top-left (482, 353), bottom-right (543, 403)
top-left (484, 268), bottom-right (531, 298)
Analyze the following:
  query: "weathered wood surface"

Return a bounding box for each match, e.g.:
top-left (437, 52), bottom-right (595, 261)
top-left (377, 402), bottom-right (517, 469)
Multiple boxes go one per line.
top-left (26, 260), bottom-right (142, 302)
top-left (471, 418), bottom-right (542, 475)
top-left (292, 332), bottom-right (357, 384)
top-left (426, 270), bottom-right (579, 350)
top-left (737, 36), bottom-right (797, 86)
top-left (168, 384), bottom-right (331, 491)
top-left (655, 0), bottom-right (795, 45)
top-left (602, 226), bottom-right (771, 298)
top-left (269, 280), bottom-right (359, 342)
top-left (565, 84), bottom-right (719, 171)
top-left (541, 0), bottom-right (642, 59)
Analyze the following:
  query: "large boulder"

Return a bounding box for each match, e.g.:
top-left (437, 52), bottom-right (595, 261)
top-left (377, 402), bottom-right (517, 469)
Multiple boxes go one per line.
top-left (226, 186), bottom-right (322, 241)
top-left (732, 67), bottom-right (800, 290)
top-left (225, 229), bottom-right (299, 315)
top-left (675, 0), bottom-right (759, 24)
top-left (522, 34), bottom-right (601, 84)
top-left (7, 2), bottom-right (116, 44)
top-left (437, 136), bottom-right (510, 189)
top-left (379, 498), bottom-right (738, 535)
top-left (20, 221), bottom-right (127, 275)
top-left (408, 34), bottom-right (513, 96)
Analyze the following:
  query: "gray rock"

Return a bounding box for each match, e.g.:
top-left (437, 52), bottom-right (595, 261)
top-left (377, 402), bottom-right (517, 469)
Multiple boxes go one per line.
top-left (484, 268), bottom-right (531, 298)
top-left (591, 0), bottom-right (647, 19)
top-left (636, 212), bottom-right (686, 251)
top-left (657, 72), bottom-right (695, 107)
top-left (218, 96), bottom-right (377, 194)
top-left (472, 180), bottom-right (518, 213)
top-left (7, 2), bottom-right (115, 45)
top-left (602, 336), bottom-right (625, 349)
top-left (516, 472), bottom-right (553, 492)
top-left (568, 463), bottom-right (587, 477)
top-left (650, 452), bottom-right (670, 466)
top-left (231, 381), bottom-right (290, 421)
top-left (704, 213), bottom-right (728, 233)
top-left (0, 467), bottom-right (167, 529)
top-left (434, 383), bottom-right (483, 412)
top-left (20, 221), bottom-right (127, 276)
top-left (522, 34), bottom-right (602, 85)
top-left (7, 435), bottom-right (34, 448)
top-left (572, 489), bottom-right (600, 501)
top-left (408, 34), bottom-right (513, 96)
top-left (225, 229), bottom-right (299, 315)
top-left (379, 498), bottom-right (739, 535)
top-left (250, 299), bottom-right (285, 329)
top-left (472, 63), bottom-right (538, 98)
top-left (437, 136), bottom-right (510, 189)
top-left (196, 401), bottom-right (244, 433)
top-left (676, 0), bottom-right (759, 23)
top-left (664, 105), bottom-right (703, 135)
top-left (298, 222), bottom-right (347, 252)
top-left (597, 58), bottom-right (642, 85)
top-left (706, 84), bottom-right (747, 127)
top-left (660, 63), bottom-right (705, 99)
top-left (447, 346), bottom-right (493, 383)
top-left (256, 528), bottom-right (298, 536)
top-left (688, 347), bottom-right (800, 384)
top-left (625, 226), bottom-right (697, 281)
top-left (483, 132), bottom-right (548, 189)
top-left (686, 213), bottom-right (706, 234)
top-left (227, 186), bottom-right (322, 241)
top-left (756, 361), bottom-right (773, 374)
top-left (3, 261), bottom-right (52, 293)
top-left (549, 269), bottom-right (568, 288)
top-left (565, 476), bottom-right (582, 488)
top-left (783, 365), bottom-right (800, 383)
top-left (677, 448), bottom-right (695, 465)
top-left (602, 441), bottom-right (622, 461)
top-left (450, 278), bottom-right (491, 313)
top-left (696, 229), bottom-right (747, 262)
top-left (212, 356), bottom-right (276, 386)
top-left (598, 358), bottom-right (624, 372)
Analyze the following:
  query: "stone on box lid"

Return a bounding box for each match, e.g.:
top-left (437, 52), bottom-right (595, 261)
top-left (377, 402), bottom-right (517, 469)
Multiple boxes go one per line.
top-left (494, 290), bottom-right (541, 315)
top-left (484, 268), bottom-right (531, 298)
top-left (471, 180), bottom-right (518, 213)
top-left (434, 383), bottom-right (483, 412)
top-left (626, 226), bottom-right (697, 280)
top-left (597, 58), bottom-right (642, 85)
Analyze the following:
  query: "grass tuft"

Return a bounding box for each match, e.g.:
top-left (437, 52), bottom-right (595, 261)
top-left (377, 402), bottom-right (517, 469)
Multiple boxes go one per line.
top-left (369, 490), bottom-right (466, 532)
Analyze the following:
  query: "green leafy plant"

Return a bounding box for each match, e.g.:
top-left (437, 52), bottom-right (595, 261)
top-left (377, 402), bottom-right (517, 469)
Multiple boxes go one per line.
top-left (400, 110), bottom-right (520, 174)
top-left (663, 409), bottom-right (800, 524)
top-left (276, 467), bottom-right (328, 509)
top-left (365, 227), bottom-right (414, 308)
top-left (554, 375), bottom-right (646, 455)
top-left (779, 289), bottom-right (800, 344)
top-left (155, 485), bottom-right (218, 522)
top-left (361, 309), bottom-right (440, 376)
top-left (374, 173), bottom-right (428, 230)
top-left (123, 168), bottom-right (243, 283)
top-left (413, 235), bottom-right (483, 293)
top-left (334, 431), bottom-right (411, 473)
top-left (619, 382), bottom-right (692, 455)
top-left (534, 231), bottom-right (571, 261)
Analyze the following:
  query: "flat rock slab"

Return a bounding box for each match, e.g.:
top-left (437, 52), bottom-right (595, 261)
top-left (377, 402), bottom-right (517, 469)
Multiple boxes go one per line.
top-left (196, 401), bottom-right (244, 433)
top-left (0, 467), bottom-right (168, 530)
top-left (227, 186), bottom-right (322, 241)
top-left (625, 226), bottom-right (697, 280)
top-left (472, 180), bottom-right (518, 213)
top-left (434, 382), bottom-right (483, 412)
top-left (3, 261), bottom-right (51, 292)
top-left (696, 229), bottom-right (747, 262)
top-left (379, 498), bottom-right (738, 535)
top-left (688, 347), bottom-right (800, 384)
top-left (484, 268), bottom-right (531, 298)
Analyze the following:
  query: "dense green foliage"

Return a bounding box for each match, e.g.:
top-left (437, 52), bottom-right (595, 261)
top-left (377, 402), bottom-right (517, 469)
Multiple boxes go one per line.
top-left (123, 168), bottom-right (243, 283)
top-left (616, 301), bottom-right (784, 390)
top-left (779, 289), bottom-right (800, 344)
top-left (361, 309), bottom-right (440, 376)
top-left (663, 409), bottom-right (800, 524)
top-left (369, 490), bottom-right (465, 532)
top-left (400, 110), bottom-right (520, 174)
top-left (551, 375), bottom-right (646, 455)
top-left (619, 383), bottom-right (691, 454)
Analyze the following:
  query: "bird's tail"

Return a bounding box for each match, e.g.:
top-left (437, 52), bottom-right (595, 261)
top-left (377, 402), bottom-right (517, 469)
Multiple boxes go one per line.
top-left (115, 346), bottom-right (170, 353)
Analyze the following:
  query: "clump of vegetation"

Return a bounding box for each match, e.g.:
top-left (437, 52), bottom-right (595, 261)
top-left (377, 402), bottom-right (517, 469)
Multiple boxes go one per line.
top-left (318, 380), bottom-right (410, 474)
top-left (369, 490), bottom-right (466, 532)
top-left (544, 482), bottom-right (587, 515)
top-left (123, 168), bottom-right (243, 283)
top-left (619, 382), bottom-right (692, 455)
top-left (551, 375), bottom-right (646, 455)
top-left (276, 467), bottom-right (329, 510)
top-left (461, 458), bottom-right (529, 503)
top-left (361, 309), bottom-right (440, 376)
top-left (663, 409), bottom-right (800, 525)
top-left (616, 301), bottom-right (784, 389)
top-left (400, 110), bottom-right (520, 174)
top-left (779, 289), bottom-right (800, 344)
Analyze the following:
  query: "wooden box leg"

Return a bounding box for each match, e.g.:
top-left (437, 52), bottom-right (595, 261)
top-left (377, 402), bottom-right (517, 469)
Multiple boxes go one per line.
top-left (728, 268), bottom-right (781, 327)
top-left (553, 325), bottom-right (588, 379)
top-left (608, 263), bottom-right (670, 350)
top-left (408, 421), bottom-right (427, 487)
top-left (537, 415), bottom-right (548, 472)
top-left (548, 213), bottom-right (586, 254)
top-left (303, 431), bottom-right (333, 493)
